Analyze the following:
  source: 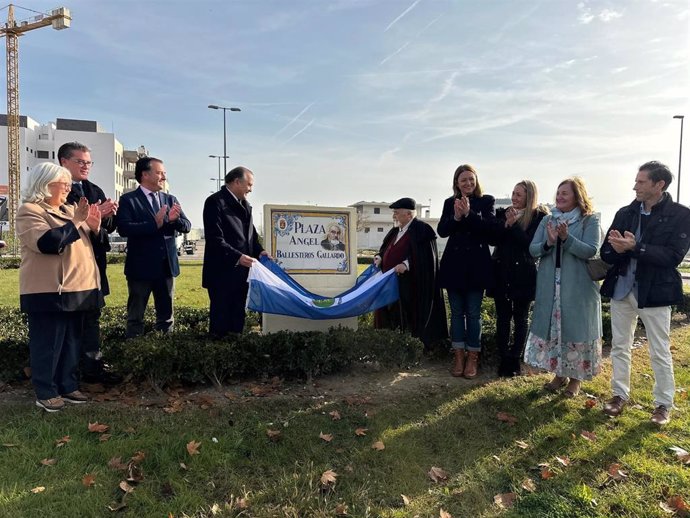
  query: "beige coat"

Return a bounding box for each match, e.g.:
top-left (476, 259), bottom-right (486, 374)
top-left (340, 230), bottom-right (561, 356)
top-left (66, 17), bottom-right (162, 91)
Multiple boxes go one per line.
top-left (16, 201), bottom-right (101, 312)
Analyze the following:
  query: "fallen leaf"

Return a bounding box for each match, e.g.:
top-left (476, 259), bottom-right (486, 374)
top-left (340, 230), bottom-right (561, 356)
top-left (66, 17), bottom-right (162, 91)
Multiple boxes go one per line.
top-left (521, 478), bottom-right (536, 492)
top-left (428, 466), bottom-right (449, 483)
top-left (55, 435), bottom-right (71, 447)
top-left (30, 486), bottom-right (45, 494)
top-left (494, 492), bottom-right (517, 509)
top-left (236, 497), bottom-right (249, 510)
top-left (119, 481), bottom-right (135, 493)
top-left (540, 468), bottom-right (555, 479)
top-left (40, 458), bottom-right (57, 466)
top-left (163, 399), bottom-right (184, 414)
top-left (401, 494), bottom-right (410, 506)
top-left (329, 410), bottom-right (342, 421)
top-left (670, 446), bottom-right (690, 464)
top-left (496, 412), bottom-right (518, 426)
top-left (2, 443), bottom-right (18, 447)
top-left (515, 440), bottom-right (529, 449)
top-left (108, 457), bottom-right (127, 471)
top-left (607, 463), bottom-right (628, 481)
top-left (223, 391), bottom-right (236, 400)
top-left (555, 456), bottom-right (570, 467)
top-left (179, 462), bottom-right (188, 471)
top-left (320, 469), bottom-right (337, 486)
top-left (580, 431), bottom-right (597, 442)
top-left (584, 399), bottom-right (597, 409)
top-left (107, 501), bottom-right (127, 512)
top-left (355, 428), bottom-right (368, 437)
top-left (99, 434), bottom-right (112, 443)
top-left (124, 427), bottom-right (136, 434)
top-left (371, 441), bottom-right (385, 451)
top-left (335, 502), bottom-right (348, 515)
top-left (82, 474), bottom-right (96, 487)
top-left (186, 440), bottom-right (202, 456)
top-left (88, 422), bottom-right (110, 434)
top-left (126, 462), bottom-right (143, 483)
top-left (492, 455), bottom-right (501, 463)
top-left (130, 451), bottom-right (146, 464)
top-left (266, 429), bottom-right (282, 442)
top-left (662, 495), bottom-right (689, 514)
top-left (319, 432), bottom-right (334, 443)
top-left (439, 509), bottom-right (452, 518)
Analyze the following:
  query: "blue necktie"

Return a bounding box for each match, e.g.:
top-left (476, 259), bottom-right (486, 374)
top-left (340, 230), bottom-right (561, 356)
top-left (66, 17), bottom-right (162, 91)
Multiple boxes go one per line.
top-left (149, 192), bottom-right (161, 212)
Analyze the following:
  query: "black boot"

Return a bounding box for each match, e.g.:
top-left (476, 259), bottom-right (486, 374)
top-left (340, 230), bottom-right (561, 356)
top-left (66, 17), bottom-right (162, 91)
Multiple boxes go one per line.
top-left (497, 357), bottom-right (511, 378)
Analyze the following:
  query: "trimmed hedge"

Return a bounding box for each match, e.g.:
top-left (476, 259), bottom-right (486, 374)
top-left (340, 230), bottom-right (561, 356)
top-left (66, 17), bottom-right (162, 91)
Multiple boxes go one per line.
top-left (0, 306), bottom-right (422, 386)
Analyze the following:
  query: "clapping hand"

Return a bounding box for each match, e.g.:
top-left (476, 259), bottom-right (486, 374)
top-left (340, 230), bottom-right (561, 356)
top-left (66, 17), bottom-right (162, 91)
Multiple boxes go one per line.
top-left (73, 198), bottom-right (90, 224)
top-left (168, 203), bottom-right (182, 222)
top-left (85, 203), bottom-right (101, 233)
top-left (154, 205), bottom-right (167, 229)
top-left (546, 220), bottom-right (558, 246)
top-left (97, 198), bottom-right (118, 218)
top-left (556, 221), bottom-right (569, 241)
top-left (505, 207), bottom-right (519, 227)
top-left (608, 229), bottom-right (636, 253)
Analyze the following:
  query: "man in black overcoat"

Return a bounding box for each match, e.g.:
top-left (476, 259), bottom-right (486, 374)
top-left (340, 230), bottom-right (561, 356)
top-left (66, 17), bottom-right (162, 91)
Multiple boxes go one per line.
top-left (374, 197), bottom-right (447, 350)
top-left (59, 142), bottom-right (118, 383)
top-left (202, 166), bottom-right (270, 337)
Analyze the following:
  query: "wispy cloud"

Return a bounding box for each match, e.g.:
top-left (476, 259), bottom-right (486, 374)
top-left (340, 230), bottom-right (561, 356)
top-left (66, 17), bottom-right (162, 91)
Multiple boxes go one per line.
top-left (380, 41), bottom-right (411, 65)
top-left (384, 0), bottom-right (422, 32)
top-left (274, 102), bottom-right (315, 137)
top-left (577, 2), bottom-right (623, 24)
top-left (611, 66), bottom-right (628, 74)
top-left (429, 71), bottom-right (460, 103)
top-left (598, 8), bottom-right (623, 22)
top-left (282, 119), bottom-right (315, 146)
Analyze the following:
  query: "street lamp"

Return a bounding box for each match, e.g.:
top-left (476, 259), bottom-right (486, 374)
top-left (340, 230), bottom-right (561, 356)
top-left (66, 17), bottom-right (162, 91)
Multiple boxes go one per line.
top-left (674, 115), bottom-right (684, 204)
top-left (209, 154), bottom-right (228, 192)
top-left (208, 104), bottom-right (241, 174)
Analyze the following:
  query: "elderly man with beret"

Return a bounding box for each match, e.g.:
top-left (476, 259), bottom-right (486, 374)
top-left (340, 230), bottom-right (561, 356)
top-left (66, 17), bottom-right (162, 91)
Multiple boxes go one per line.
top-left (374, 197), bottom-right (447, 350)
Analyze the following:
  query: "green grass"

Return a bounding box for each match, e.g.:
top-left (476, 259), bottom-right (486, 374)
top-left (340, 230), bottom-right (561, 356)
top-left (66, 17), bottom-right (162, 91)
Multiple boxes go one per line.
top-left (1, 326), bottom-right (689, 517)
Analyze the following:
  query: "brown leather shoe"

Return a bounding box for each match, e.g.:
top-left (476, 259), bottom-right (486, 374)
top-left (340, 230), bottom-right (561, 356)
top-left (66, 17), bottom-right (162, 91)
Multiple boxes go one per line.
top-left (451, 350), bottom-right (466, 377)
top-left (603, 395), bottom-right (626, 417)
top-left (650, 405), bottom-right (670, 425)
top-left (463, 351), bottom-right (479, 379)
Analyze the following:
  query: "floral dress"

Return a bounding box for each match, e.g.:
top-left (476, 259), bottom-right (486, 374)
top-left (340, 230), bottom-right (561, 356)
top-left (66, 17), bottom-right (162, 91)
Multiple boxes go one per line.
top-left (524, 268), bottom-right (602, 380)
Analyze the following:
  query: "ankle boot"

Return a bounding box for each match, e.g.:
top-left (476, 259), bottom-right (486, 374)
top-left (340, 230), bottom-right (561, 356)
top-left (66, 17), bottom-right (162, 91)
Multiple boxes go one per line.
top-left (464, 351), bottom-right (479, 379)
top-left (451, 350), bottom-right (466, 377)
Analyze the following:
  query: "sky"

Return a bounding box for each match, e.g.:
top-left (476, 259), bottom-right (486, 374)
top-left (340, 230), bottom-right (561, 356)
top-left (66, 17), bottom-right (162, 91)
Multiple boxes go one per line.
top-left (4, 0), bottom-right (689, 231)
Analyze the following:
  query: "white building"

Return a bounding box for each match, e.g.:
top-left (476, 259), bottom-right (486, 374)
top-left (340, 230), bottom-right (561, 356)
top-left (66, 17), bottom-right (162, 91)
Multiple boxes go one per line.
top-left (0, 115), bottom-right (144, 205)
top-left (349, 200), bottom-right (446, 253)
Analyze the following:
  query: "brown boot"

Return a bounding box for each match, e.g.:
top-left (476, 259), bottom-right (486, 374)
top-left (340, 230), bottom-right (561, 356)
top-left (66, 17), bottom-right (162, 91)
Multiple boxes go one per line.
top-left (463, 351), bottom-right (479, 379)
top-left (451, 350), bottom-right (466, 377)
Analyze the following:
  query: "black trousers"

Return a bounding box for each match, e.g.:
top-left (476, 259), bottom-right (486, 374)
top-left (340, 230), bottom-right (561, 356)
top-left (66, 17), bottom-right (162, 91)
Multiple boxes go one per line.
top-left (28, 311), bottom-right (83, 400)
top-left (494, 296), bottom-right (531, 359)
top-left (208, 282), bottom-right (248, 337)
top-left (126, 277), bottom-right (174, 338)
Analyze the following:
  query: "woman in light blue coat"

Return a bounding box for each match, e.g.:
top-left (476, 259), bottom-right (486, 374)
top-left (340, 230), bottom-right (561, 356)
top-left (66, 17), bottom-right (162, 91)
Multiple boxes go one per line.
top-left (524, 177), bottom-right (602, 397)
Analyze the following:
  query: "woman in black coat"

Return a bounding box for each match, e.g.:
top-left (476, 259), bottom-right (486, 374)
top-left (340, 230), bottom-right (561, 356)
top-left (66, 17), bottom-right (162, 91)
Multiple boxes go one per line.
top-left (437, 164), bottom-right (495, 378)
top-left (487, 180), bottom-right (548, 377)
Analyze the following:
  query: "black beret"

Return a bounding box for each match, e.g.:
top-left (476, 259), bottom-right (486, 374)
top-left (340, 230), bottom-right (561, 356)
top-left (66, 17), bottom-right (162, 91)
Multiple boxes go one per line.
top-left (389, 197), bottom-right (416, 210)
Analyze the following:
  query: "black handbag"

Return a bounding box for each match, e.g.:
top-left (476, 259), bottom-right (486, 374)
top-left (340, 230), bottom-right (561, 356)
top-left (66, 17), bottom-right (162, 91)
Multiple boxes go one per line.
top-left (587, 257), bottom-right (612, 281)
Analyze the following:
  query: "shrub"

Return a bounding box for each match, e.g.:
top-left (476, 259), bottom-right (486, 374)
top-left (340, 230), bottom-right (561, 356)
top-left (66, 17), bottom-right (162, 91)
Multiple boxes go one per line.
top-left (0, 256), bottom-right (20, 269)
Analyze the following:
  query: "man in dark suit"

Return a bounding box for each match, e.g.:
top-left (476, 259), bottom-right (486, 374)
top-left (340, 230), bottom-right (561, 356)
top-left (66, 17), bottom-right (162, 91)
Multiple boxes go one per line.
top-left (59, 141), bottom-right (119, 383)
top-left (116, 157), bottom-right (191, 338)
top-left (203, 166), bottom-right (269, 337)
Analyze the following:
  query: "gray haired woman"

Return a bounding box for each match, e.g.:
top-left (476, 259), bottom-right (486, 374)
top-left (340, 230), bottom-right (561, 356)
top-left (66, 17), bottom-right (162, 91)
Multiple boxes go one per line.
top-left (16, 162), bottom-right (102, 412)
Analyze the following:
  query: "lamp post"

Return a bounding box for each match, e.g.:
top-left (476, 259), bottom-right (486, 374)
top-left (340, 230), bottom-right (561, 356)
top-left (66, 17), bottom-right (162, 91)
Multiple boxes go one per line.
top-left (209, 154), bottom-right (228, 191)
top-left (674, 115), bottom-right (684, 204)
top-left (208, 104), bottom-right (240, 175)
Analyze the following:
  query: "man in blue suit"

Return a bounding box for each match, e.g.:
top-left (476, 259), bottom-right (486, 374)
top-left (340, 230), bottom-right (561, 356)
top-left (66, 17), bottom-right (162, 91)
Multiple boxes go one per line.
top-left (203, 166), bottom-right (269, 337)
top-left (117, 157), bottom-right (191, 338)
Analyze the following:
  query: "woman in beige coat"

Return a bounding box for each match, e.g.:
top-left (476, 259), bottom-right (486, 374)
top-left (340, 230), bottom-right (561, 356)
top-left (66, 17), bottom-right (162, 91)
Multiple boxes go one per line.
top-left (16, 162), bottom-right (102, 412)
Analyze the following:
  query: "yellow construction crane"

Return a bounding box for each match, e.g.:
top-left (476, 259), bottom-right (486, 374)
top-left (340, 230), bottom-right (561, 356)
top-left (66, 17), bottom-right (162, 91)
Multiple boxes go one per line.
top-left (0, 4), bottom-right (70, 252)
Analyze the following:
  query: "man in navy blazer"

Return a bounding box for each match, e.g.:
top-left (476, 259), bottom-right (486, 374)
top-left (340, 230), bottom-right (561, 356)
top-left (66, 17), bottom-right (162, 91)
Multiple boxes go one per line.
top-left (117, 157), bottom-right (191, 338)
top-left (203, 166), bottom-right (269, 337)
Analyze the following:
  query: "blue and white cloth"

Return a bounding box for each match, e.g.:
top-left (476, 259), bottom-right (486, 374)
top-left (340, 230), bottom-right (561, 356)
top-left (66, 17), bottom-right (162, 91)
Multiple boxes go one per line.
top-left (246, 257), bottom-right (399, 319)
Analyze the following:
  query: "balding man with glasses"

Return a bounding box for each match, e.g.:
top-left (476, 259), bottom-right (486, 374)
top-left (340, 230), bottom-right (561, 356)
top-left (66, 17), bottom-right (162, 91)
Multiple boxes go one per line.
top-left (58, 141), bottom-right (120, 384)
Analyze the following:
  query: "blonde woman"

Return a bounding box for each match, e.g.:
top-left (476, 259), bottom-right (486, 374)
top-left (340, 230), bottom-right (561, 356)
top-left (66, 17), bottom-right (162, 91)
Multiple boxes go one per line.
top-left (487, 180), bottom-right (548, 377)
top-left (525, 177), bottom-right (602, 397)
top-left (16, 162), bottom-right (101, 412)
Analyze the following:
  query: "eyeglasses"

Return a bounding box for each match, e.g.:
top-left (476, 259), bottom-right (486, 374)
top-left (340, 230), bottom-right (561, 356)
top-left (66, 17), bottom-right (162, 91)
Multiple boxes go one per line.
top-left (70, 158), bottom-right (94, 167)
top-left (48, 181), bottom-right (71, 190)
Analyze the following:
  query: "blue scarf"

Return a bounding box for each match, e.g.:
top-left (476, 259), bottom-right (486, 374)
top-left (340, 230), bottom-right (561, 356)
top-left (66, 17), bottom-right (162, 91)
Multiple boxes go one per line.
top-left (550, 206), bottom-right (581, 226)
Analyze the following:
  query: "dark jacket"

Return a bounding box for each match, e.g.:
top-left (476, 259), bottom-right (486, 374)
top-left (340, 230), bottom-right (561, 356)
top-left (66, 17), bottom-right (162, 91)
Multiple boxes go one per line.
top-left (600, 193), bottom-right (690, 308)
top-left (67, 180), bottom-right (116, 295)
top-left (486, 208), bottom-right (547, 301)
top-left (437, 194), bottom-right (496, 291)
top-left (375, 218), bottom-right (447, 346)
top-left (116, 188), bottom-right (191, 281)
top-left (202, 188), bottom-right (264, 290)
